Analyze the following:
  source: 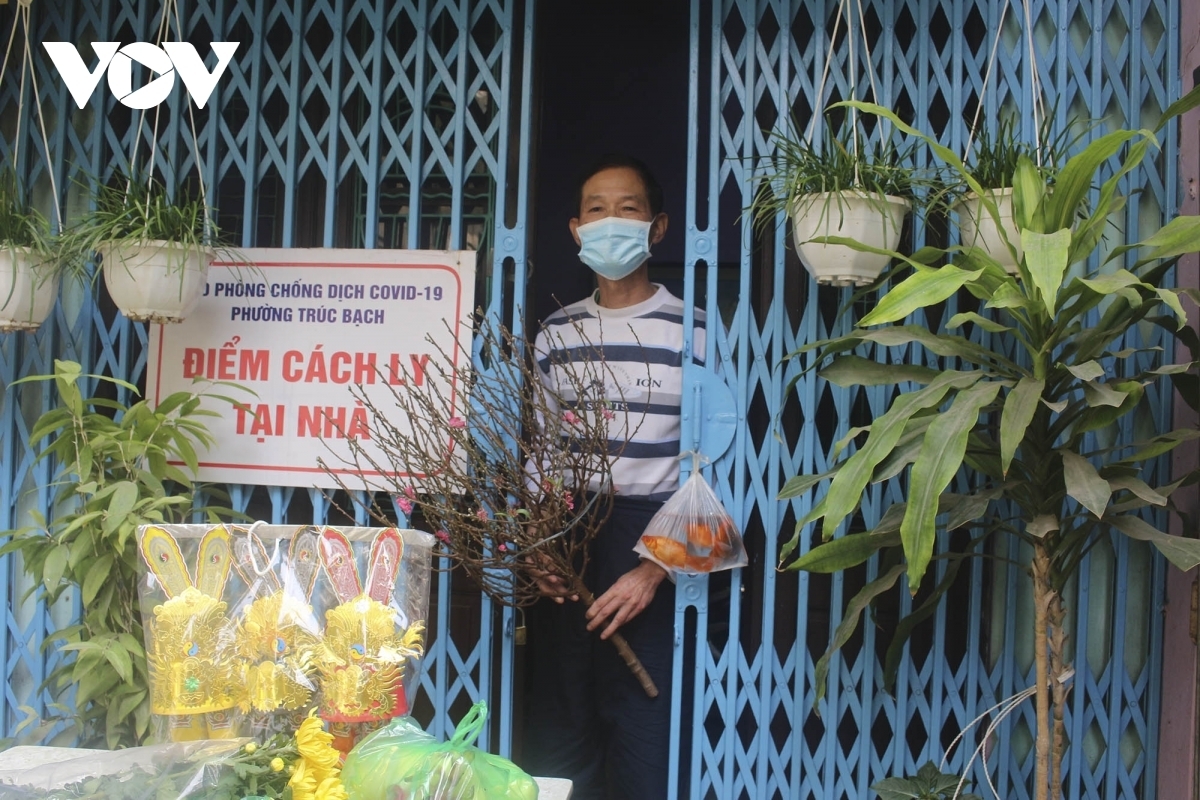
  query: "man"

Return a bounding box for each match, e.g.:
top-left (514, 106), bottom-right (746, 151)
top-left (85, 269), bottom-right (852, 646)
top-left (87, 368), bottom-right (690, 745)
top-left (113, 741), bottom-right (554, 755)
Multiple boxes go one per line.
top-left (522, 154), bottom-right (705, 799)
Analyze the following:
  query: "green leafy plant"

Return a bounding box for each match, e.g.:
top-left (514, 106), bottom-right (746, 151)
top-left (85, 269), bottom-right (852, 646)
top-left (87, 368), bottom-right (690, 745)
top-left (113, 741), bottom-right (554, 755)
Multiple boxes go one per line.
top-left (63, 175), bottom-right (224, 284)
top-left (779, 87), bottom-right (1200, 800)
top-left (752, 117), bottom-right (921, 228)
top-left (871, 762), bottom-right (982, 800)
top-left (0, 171), bottom-right (50, 254)
top-left (0, 359), bottom-right (241, 748)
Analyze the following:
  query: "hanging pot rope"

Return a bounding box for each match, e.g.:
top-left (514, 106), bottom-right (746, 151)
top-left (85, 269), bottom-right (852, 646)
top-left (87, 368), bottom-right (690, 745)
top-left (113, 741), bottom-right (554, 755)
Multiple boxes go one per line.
top-left (122, 0), bottom-right (212, 241)
top-left (2, 0), bottom-right (64, 233)
top-left (804, 0), bottom-right (883, 188)
top-left (960, 0), bottom-right (1046, 170)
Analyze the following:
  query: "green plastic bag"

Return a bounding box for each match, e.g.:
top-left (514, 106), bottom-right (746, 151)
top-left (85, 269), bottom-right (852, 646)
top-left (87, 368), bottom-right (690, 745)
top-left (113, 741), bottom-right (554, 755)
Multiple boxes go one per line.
top-left (340, 702), bottom-right (538, 800)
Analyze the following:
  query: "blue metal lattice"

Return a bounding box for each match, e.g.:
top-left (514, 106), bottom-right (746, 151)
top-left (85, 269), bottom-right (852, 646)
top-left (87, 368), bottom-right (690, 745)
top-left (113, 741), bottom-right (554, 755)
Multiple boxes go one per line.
top-left (0, 0), bottom-right (532, 754)
top-left (675, 0), bottom-right (1176, 798)
top-left (0, 0), bottom-right (1179, 797)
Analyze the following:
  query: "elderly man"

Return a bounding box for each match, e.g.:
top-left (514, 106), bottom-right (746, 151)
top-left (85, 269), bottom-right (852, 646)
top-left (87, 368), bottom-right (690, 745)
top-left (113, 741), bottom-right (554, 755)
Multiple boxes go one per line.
top-left (522, 154), bottom-right (706, 800)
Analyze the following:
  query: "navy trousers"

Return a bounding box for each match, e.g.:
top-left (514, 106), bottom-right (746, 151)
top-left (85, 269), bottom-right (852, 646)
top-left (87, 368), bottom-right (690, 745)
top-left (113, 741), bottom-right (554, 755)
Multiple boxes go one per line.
top-left (522, 496), bottom-right (677, 800)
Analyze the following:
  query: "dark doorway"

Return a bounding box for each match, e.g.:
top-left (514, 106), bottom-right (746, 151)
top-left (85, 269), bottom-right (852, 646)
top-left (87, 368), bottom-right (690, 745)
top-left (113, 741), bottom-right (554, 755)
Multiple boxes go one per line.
top-left (528, 1), bottom-right (692, 325)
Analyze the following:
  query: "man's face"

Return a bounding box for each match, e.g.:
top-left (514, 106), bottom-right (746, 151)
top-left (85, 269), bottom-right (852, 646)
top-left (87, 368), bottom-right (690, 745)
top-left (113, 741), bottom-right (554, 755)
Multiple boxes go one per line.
top-left (569, 166), bottom-right (667, 247)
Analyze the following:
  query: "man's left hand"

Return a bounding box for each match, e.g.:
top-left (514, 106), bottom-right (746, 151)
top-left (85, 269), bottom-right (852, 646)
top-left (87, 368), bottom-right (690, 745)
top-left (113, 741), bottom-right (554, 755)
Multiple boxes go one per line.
top-left (585, 560), bottom-right (667, 640)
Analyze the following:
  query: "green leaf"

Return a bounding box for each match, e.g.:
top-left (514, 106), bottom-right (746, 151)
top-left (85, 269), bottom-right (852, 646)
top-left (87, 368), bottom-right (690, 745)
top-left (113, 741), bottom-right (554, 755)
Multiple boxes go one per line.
top-left (1110, 515), bottom-right (1200, 571)
top-left (1108, 476), bottom-right (1168, 506)
top-left (1022, 228), bottom-right (1072, 315)
top-left (813, 563), bottom-right (906, 707)
top-left (1010, 154), bottom-right (1048, 233)
top-left (1027, 514), bottom-right (1060, 538)
top-left (103, 642), bottom-right (134, 684)
top-left (1156, 83), bottom-right (1200, 131)
top-left (778, 471), bottom-right (835, 500)
top-left (1045, 130), bottom-right (1148, 230)
top-left (882, 555), bottom-right (967, 693)
top-left (1000, 377), bottom-right (1044, 476)
top-left (42, 545), bottom-right (68, 592)
top-left (900, 381), bottom-right (1002, 591)
top-left (104, 481), bottom-right (139, 535)
top-left (81, 555), bottom-right (114, 606)
top-left (810, 372), bottom-right (983, 539)
top-left (819, 355), bottom-right (940, 387)
top-left (1065, 361), bottom-right (1105, 381)
top-left (859, 266), bottom-right (983, 327)
top-left (1129, 214), bottom-right (1200, 264)
top-left (1081, 380), bottom-right (1129, 408)
top-left (945, 311), bottom-right (1012, 334)
top-left (1076, 380), bottom-right (1144, 434)
top-left (859, 326), bottom-right (1018, 371)
top-left (1116, 429), bottom-right (1200, 464)
top-left (787, 524), bottom-right (902, 573)
top-left (1060, 451), bottom-right (1111, 518)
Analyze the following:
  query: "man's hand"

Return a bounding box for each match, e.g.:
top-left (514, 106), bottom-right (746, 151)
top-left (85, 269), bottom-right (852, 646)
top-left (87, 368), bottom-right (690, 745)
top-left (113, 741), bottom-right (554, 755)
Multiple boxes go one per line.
top-left (527, 551), bottom-right (578, 603)
top-left (585, 560), bottom-right (666, 640)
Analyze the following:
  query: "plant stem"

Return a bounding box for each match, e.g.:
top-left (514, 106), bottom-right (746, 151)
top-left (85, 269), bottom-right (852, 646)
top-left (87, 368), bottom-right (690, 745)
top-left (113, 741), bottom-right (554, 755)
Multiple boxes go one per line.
top-left (1048, 587), bottom-right (1069, 800)
top-left (1032, 543), bottom-right (1053, 800)
top-left (573, 580), bottom-right (659, 698)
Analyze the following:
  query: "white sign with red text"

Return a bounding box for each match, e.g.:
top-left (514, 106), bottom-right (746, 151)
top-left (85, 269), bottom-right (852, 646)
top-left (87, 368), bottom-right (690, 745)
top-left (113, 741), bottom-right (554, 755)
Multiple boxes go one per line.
top-left (147, 248), bottom-right (475, 489)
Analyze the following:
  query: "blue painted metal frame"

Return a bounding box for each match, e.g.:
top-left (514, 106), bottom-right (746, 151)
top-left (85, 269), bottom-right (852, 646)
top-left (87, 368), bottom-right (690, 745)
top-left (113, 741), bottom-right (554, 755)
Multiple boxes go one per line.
top-left (0, 0), bottom-right (533, 754)
top-left (0, 0), bottom-right (1179, 795)
top-left (674, 0), bottom-right (1178, 798)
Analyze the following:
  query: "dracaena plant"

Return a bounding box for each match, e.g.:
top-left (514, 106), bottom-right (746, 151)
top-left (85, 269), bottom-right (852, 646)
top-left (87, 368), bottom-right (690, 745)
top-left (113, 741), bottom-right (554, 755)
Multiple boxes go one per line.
top-left (779, 89), bottom-right (1200, 800)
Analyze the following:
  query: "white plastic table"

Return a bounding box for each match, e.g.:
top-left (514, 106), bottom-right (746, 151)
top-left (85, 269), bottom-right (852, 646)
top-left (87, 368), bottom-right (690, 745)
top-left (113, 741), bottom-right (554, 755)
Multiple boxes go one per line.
top-left (0, 745), bottom-right (572, 798)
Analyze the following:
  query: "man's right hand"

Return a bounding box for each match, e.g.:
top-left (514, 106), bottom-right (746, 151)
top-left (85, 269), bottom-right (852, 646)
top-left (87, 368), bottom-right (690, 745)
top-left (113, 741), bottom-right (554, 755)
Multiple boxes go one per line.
top-left (526, 551), bottom-right (578, 603)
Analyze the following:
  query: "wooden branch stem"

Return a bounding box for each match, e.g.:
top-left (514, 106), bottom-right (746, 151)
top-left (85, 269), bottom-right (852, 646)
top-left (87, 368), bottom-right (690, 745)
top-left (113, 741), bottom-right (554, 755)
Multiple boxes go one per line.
top-left (574, 581), bottom-right (660, 698)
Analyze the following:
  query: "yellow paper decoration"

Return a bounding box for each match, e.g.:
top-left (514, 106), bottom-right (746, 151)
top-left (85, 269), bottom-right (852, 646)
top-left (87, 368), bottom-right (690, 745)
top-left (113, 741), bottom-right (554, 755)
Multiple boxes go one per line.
top-left (147, 587), bottom-right (239, 715)
top-left (235, 590), bottom-right (321, 712)
top-left (317, 594), bottom-right (425, 723)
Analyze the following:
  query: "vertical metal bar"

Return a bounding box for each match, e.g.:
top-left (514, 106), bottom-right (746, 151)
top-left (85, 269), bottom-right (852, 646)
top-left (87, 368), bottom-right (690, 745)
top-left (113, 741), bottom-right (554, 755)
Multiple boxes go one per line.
top-left (281, 0), bottom-right (304, 247)
top-left (676, 2), bottom-right (702, 795)
top-left (243, 0), bottom-right (265, 247)
top-left (362, 0), bottom-right (386, 249)
top-left (321, 0), bottom-right (346, 247)
top-left (406, 0), bottom-right (429, 249)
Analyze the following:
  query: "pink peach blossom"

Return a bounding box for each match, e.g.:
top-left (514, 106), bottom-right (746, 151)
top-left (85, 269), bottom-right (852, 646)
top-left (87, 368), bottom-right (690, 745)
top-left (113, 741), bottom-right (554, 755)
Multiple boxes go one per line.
top-left (397, 497), bottom-right (414, 515)
top-left (448, 416), bottom-right (466, 429)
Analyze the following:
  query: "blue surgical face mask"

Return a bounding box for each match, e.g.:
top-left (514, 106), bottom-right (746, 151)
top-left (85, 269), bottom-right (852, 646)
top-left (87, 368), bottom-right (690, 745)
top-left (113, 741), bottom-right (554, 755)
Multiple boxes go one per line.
top-left (576, 217), bottom-right (653, 280)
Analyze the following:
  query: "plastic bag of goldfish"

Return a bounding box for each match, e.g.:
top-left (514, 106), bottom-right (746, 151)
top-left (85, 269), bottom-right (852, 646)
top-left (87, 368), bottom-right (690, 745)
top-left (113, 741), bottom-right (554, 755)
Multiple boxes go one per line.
top-left (634, 467), bottom-right (748, 574)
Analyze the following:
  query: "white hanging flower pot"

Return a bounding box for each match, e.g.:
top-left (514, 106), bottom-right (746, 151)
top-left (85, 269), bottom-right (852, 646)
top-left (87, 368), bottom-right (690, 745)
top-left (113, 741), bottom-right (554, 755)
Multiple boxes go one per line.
top-left (100, 239), bottom-right (212, 323)
top-left (0, 247), bottom-right (58, 333)
top-left (954, 187), bottom-right (1022, 275)
top-left (791, 190), bottom-right (911, 286)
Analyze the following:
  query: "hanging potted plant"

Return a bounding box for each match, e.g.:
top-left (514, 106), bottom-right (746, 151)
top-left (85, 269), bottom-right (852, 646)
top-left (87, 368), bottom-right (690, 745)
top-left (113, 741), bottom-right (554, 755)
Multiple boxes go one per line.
top-left (0, 173), bottom-right (58, 333)
top-left (754, 121), bottom-right (916, 286)
top-left (949, 116), bottom-right (1075, 275)
top-left (73, 176), bottom-right (221, 324)
top-left (780, 91), bottom-right (1200, 800)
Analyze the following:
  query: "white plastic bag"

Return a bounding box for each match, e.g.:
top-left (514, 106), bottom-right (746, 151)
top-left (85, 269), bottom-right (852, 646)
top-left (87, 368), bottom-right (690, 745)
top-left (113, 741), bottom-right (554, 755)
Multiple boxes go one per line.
top-left (634, 464), bottom-right (747, 573)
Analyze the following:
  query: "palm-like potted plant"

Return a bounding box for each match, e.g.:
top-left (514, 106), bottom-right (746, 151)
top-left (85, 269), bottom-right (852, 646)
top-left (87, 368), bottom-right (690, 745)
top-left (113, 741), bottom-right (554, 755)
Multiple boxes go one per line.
top-left (754, 120), bottom-right (916, 286)
top-left (72, 176), bottom-right (221, 324)
top-left (0, 173), bottom-right (58, 332)
top-left (779, 90), bottom-right (1200, 800)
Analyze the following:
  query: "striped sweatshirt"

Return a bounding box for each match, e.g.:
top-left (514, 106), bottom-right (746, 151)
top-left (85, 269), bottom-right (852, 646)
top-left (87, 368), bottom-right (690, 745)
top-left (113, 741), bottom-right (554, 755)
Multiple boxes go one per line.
top-left (533, 284), bottom-right (707, 500)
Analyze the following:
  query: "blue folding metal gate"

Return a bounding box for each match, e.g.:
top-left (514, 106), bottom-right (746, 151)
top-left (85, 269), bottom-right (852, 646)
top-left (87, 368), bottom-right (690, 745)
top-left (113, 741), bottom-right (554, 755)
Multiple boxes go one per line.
top-left (0, 0), bottom-right (1179, 797)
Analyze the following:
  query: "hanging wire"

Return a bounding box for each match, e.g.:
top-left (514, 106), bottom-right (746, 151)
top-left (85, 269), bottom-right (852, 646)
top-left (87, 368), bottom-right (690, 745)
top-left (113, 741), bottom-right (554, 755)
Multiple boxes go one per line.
top-left (963, 0), bottom-right (1013, 162)
top-left (2, 0), bottom-right (64, 232)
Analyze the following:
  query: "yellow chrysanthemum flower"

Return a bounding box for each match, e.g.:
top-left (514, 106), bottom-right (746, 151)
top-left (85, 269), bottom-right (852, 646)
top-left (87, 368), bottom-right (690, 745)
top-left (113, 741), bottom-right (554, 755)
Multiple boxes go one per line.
top-left (313, 776), bottom-right (349, 800)
top-left (295, 713), bottom-right (341, 773)
top-left (271, 757), bottom-right (285, 772)
top-left (288, 758), bottom-right (317, 800)
top-left (243, 742), bottom-right (257, 754)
